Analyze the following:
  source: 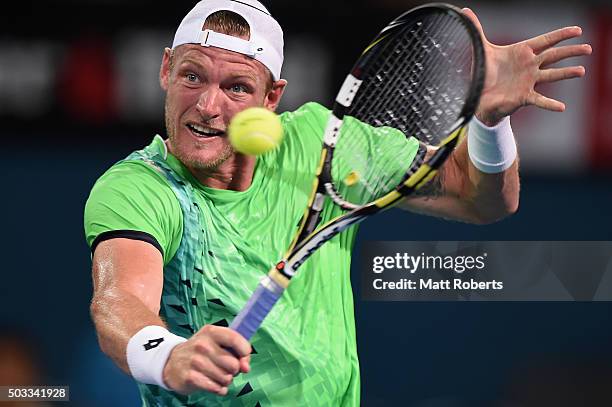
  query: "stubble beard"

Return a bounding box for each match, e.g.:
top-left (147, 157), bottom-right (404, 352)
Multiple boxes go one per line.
top-left (165, 103), bottom-right (234, 171)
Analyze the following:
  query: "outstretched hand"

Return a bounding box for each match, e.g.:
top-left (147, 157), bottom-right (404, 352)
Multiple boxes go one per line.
top-left (462, 8), bottom-right (592, 126)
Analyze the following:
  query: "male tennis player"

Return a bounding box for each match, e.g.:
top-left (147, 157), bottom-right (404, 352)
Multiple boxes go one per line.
top-left (84, 0), bottom-right (590, 405)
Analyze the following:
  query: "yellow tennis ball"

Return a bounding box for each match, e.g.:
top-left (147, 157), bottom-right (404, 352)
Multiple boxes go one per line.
top-left (228, 107), bottom-right (283, 156)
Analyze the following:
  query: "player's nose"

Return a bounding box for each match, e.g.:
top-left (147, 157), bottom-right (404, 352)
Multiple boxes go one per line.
top-left (195, 86), bottom-right (223, 120)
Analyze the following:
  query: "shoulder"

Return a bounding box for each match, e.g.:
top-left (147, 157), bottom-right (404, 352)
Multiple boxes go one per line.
top-left (278, 102), bottom-right (331, 150)
top-left (84, 159), bottom-right (183, 264)
top-left (87, 159), bottom-right (182, 217)
top-left (280, 102), bottom-right (330, 132)
top-left (258, 103), bottom-right (331, 177)
top-left (91, 159), bottom-right (174, 196)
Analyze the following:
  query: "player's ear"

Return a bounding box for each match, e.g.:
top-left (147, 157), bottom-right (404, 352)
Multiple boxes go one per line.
top-left (160, 47), bottom-right (173, 91)
top-left (264, 79), bottom-right (288, 111)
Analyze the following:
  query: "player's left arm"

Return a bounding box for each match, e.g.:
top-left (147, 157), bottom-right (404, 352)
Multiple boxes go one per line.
top-left (400, 140), bottom-right (519, 224)
top-left (400, 8), bottom-right (592, 224)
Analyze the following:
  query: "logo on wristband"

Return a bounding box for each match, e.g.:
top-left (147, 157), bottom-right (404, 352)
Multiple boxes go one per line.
top-left (143, 337), bottom-right (165, 351)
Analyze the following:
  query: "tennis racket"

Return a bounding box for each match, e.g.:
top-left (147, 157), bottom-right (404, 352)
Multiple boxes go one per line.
top-left (230, 3), bottom-right (485, 340)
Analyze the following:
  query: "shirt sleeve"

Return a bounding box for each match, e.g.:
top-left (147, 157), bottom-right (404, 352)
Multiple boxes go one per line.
top-left (83, 160), bottom-right (183, 265)
top-left (301, 102), bottom-right (423, 204)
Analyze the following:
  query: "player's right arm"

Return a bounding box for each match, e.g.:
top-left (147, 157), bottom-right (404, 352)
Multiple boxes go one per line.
top-left (86, 159), bottom-right (250, 395)
top-left (90, 237), bottom-right (166, 374)
top-left (90, 238), bottom-right (251, 395)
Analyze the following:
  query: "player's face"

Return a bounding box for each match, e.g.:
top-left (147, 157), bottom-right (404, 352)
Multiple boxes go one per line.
top-left (160, 44), bottom-right (280, 171)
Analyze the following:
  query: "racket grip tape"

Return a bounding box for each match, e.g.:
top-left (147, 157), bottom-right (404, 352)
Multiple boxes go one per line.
top-left (229, 275), bottom-right (285, 340)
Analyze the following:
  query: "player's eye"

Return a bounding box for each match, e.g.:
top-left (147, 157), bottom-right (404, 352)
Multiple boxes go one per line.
top-left (186, 73), bottom-right (199, 83)
top-left (230, 84), bottom-right (249, 93)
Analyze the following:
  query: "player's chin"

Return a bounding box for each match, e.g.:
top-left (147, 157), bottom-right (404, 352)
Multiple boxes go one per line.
top-left (190, 144), bottom-right (234, 169)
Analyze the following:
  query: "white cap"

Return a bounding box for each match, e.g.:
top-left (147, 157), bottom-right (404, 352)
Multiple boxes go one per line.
top-left (172, 0), bottom-right (284, 80)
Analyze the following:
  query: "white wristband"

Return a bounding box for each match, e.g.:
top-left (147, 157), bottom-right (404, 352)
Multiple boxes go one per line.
top-left (126, 325), bottom-right (187, 390)
top-left (467, 116), bottom-right (517, 174)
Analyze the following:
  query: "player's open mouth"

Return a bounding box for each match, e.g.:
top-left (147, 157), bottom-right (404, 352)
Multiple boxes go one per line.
top-left (187, 124), bottom-right (225, 138)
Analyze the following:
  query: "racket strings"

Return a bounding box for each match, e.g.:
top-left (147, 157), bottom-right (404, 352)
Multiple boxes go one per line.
top-left (362, 13), bottom-right (465, 134)
top-left (370, 23), bottom-right (469, 137)
top-left (353, 13), bottom-right (473, 142)
top-left (332, 12), bottom-right (475, 205)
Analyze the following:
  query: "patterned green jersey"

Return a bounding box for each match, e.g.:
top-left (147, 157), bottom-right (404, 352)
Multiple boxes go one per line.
top-left (84, 102), bottom-right (420, 406)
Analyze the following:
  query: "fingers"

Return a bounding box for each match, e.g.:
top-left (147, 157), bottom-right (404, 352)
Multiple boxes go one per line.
top-left (164, 325), bottom-right (252, 395)
top-left (538, 66), bottom-right (586, 84)
top-left (527, 91), bottom-right (565, 112)
top-left (189, 350), bottom-right (235, 387)
top-left (194, 325), bottom-right (251, 376)
top-left (239, 354), bottom-right (251, 374)
top-left (527, 26), bottom-right (583, 54)
top-left (163, 340), bottom-right (233, 396)
top-left (538, 44), bottom-right (592, 68)
top-left (197, 324), bottom-right (251, 357)
top-left (461, 8), bottom-right (486, 41)
top-left (529, 32), bottom-right (589, 113)
top-left (192, 338), bottom-right (241, 376)
top-left (184, 367), bottom-right (230, 396)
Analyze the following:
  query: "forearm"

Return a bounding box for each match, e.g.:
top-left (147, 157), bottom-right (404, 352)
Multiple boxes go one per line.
top-left (90, 288), bottom-right (165, 373)
top-left (449, 138), bottom-right (520, 223)
top-left (457, 145), bottom-right (520, 223)
top-left (401, 134), bottom-right (519, 224)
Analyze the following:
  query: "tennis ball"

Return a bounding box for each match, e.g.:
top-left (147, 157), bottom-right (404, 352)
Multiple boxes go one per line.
top-left (228, 107), bottom-right (283, 156)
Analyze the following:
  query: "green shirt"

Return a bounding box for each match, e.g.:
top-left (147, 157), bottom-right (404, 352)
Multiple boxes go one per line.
top-left (84, 102), bottom-right (420, 406)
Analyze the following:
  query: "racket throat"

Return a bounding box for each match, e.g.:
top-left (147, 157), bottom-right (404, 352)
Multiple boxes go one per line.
top-left (295, 192), bottom-right (326, 244)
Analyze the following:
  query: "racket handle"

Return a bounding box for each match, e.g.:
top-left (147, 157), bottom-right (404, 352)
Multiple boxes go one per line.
top-left (229, 275), bottom-right (285, 340)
